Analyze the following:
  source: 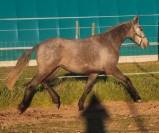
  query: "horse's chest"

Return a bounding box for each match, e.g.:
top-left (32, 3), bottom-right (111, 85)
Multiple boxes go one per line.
top-left (100, 49), bottom-right (119, 65)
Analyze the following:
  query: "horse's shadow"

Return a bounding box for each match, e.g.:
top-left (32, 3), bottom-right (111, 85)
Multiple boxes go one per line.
top-left (81, 94), bottom-right (109, 133)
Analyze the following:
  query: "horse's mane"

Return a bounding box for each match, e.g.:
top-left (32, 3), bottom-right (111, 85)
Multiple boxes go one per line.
top-left (86, 20), bottom-right (132, 41)
top-left (90, 20), bottom-right (132, 42)
top-left (104, 21), bottom-right (132, 34)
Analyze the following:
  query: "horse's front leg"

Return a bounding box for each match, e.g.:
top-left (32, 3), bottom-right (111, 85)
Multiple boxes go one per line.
top-left (78, 73), bottom-right (98, 111)
top-left (108, 67), bottom-right (141, 102)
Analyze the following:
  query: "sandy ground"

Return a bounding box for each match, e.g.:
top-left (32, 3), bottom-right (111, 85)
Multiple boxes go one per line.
top-left (0, 101), bottom-right (159, 132)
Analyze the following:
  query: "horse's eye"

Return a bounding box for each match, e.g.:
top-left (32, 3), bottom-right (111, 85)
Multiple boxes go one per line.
top-left (139, 26), bottom-right (143, 31)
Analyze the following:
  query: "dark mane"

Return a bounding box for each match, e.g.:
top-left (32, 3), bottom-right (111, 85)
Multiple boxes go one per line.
top-left (106, 21), bottom-right (131, 33)
top-left (100, 21), bottom-right (132, 37)
top-left (92, 21), bottom-right (132, 44)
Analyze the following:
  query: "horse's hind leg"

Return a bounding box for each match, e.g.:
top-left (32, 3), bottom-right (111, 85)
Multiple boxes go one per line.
top-left (78, 73), bottom-right (98, 111)
top-left (18, 72), bottom-right (52, 113)
top-left (109, 67), bottom-right (141, 102)
top-left (19, 66), bottom-right (58, 113)
top-left (41, 69), bottom-right (61, 108)
top-left (42, 82), bottom-right (60, 109)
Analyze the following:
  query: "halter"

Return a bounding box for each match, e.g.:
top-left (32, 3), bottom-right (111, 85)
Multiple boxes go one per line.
top-left (132, 25), bottom-right (146, 45)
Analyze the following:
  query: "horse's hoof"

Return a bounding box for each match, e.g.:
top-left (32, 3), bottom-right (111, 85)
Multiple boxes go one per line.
top-left (78, 100), bottom-right (85, 111)
top-left (55, 103), bottom-right (61, 109)
top-left (134, 98), bottom-right (142, 103)
top-left (136, 99), bottom-right (142, 103)
top-left (78, 104), bottom-right (84, 111)
top-left (79, 107), bottom-right (84, 111)
top-left (18, 104), bottom-right (26, 114)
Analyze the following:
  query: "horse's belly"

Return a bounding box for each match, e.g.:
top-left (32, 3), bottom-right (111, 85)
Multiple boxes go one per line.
top-left (61, 62), bottom-right (103, 74)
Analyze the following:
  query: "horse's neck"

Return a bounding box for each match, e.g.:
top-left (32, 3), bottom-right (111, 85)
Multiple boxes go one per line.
top-left (102, 23), bottom-right (131, 49)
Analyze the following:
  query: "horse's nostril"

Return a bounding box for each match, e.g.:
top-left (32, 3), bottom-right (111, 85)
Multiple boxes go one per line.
top-left (143, 38), bottom-right (149, 47)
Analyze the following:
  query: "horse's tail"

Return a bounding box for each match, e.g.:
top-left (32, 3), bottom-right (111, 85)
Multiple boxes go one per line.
top-left (6, 45), bottom-right (38, 90)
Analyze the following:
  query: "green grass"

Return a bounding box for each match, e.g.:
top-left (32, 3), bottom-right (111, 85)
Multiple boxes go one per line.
top-left (0, 61), bottom-right (159, 108)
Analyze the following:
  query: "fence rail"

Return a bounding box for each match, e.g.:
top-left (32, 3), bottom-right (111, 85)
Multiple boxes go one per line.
top-left (0, 13), bottom-right (159, 21)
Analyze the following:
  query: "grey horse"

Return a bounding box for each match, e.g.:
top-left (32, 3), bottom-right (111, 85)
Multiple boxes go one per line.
top-left (6, 16), bottom-right (149, 113)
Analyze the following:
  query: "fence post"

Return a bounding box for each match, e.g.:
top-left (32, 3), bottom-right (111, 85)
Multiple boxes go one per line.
top-left (75, 20), bottom-right (80, 39)
top-left (91, 22), bottom-right (96, 36)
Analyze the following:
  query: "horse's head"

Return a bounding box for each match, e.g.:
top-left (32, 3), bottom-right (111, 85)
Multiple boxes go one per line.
top-left (129, 16), bottom-right (149, 48)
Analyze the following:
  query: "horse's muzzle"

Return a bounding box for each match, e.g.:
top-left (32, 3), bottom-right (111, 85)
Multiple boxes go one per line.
top-left (141, 38), bottom-right (149, 49)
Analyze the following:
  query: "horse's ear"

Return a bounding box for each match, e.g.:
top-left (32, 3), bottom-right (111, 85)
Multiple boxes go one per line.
top-left (133, 16), bottom-right (139, 24)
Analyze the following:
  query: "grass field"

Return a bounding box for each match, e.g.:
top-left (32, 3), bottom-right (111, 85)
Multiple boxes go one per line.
top-left (0, 61), bottom-right (159, 132)
top-left (0, 61), bottom-right (159, 108)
